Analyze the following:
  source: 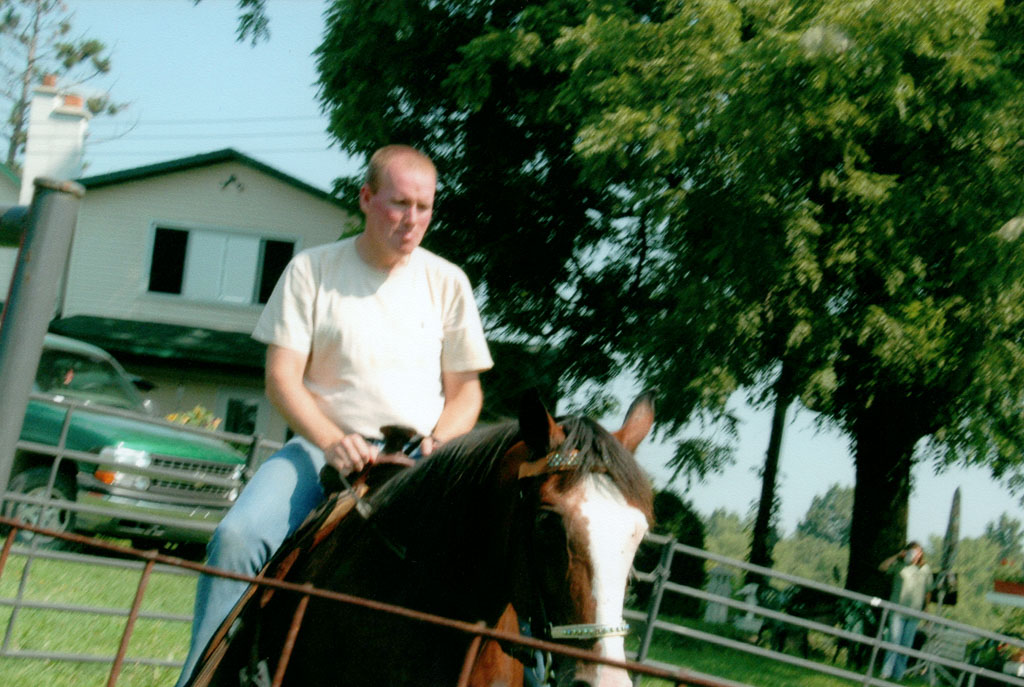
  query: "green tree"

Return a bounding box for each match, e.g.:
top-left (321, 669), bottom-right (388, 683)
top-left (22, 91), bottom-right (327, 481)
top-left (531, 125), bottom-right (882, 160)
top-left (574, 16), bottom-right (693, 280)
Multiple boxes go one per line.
top-left (704, 508), bottom-right (751, 564)
top-left (772, 535), bottom-right (848, 587)
top-left (314, 0), bottom-right (665, 416)
top-left (311, 0), bottom-right (1024, 599)
top-left (197, 0), bottom-right (269, 45)
top-left (939, 534), bottom-right (1009, 631)
top-left (557, 0), bottom-right (1024, 596)
top-left (0, 0), bottom-right (122, 169)
top-left (983, 513), bottom-right (1024, 563)
top-left (796, 484), bottom-right (853, 545)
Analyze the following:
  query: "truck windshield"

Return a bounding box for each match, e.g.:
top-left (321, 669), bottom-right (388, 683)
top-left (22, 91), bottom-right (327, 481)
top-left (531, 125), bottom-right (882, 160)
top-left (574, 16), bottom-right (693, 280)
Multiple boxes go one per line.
top-left (35, 348), bottom-right (145, 411)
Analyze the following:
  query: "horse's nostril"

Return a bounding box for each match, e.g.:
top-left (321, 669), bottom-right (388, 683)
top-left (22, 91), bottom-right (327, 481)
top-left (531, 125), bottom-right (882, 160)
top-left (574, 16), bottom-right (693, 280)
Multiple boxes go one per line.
top-left (570, 682), bottom-right (592, 687)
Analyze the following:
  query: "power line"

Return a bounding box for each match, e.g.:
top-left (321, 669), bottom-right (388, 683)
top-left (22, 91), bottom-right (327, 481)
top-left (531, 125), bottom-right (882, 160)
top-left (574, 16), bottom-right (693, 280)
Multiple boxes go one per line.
top-left (81, 147), bottom-right (347, 156)
top-left (88, 114), bottom-right (325, 127)
top-left (90, 130), bottom-right (329, 142)
top-left (17, 130), bottom-right (331, 144)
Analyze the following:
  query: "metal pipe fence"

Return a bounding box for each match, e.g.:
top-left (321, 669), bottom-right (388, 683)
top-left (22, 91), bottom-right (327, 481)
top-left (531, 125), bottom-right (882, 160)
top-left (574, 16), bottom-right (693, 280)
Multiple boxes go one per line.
top-left (628, 533), bottom-right (1024, 686)
top-left (2, 392), bottom-right (282, 536)
top-left (4, 451), bottom-right (1024, 686)
top-left (5, 514), bottom-right (1024, 687)
top-left (0, 399), bottom-right (283, 683)
top-left (0, 516), bottom-right (720, 687)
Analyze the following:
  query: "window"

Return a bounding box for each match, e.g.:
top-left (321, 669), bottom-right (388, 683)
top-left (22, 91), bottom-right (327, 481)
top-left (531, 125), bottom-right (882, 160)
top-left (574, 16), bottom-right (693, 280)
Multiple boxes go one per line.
top-left (224, 397), bottom-right (260, 436)
top-left (217, 392), bottom-right (267, 437)
top-left (35, 348), bottom-right (145, 411)
top-left (148, 226), bottom-right (294, 305)
top-left (148, 228), bottom-right (188, 294)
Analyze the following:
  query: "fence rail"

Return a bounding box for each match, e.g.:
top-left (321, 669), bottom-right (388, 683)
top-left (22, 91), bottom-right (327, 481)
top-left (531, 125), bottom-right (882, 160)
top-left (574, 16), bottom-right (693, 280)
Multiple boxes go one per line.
top-left (0, 516), bottom-right (726, 687)
top-left (630, 533), bottom-right (1024, 686)
top-left (5, 456), bottom-right (1024, 686)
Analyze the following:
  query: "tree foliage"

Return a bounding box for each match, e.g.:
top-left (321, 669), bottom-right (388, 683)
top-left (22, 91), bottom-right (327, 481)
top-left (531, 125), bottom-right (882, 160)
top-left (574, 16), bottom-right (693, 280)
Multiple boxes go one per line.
top-left (0, 0), bottom-right (122, 168)
top-left (703, 508), bottom-right (752, 564)
top-left (315, 0), bottom-right (647, 415)
top-left (198, 0), bottom-right (269, 45)
top-left (796, 484), bottom-right (853, 545)
top-left (772, 535), bottom-right (848, 587)
top-left (706, 507), bottom-right (1017, 632)
top-left (312, 0), bottom-right (1024, 595)
top-left (558, 0), bottom-right (1024, 594)
top-left (984, 513), bottom-right (1024, 564)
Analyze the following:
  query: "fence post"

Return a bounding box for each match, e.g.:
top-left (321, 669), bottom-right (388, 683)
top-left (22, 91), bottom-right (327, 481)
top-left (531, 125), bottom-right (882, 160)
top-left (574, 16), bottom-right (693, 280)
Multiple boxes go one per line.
top-left (0, 178), bottom-right (83, 498)
top-left (862, 603), bottom-right (889, 686)
top-left (244, 434), bottom-right (263, 481)
top-left (633, 537), bottom-right (676, 683)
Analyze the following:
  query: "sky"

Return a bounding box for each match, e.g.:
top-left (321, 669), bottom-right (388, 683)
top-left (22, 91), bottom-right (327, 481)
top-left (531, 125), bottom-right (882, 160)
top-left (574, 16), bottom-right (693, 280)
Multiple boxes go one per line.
top-left (57, 0), bottom-right (1023, 543)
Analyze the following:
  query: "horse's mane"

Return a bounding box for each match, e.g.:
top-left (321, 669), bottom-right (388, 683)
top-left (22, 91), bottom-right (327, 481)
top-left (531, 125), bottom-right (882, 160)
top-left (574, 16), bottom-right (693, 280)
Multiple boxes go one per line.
top-left (365, 413), bottom-right (654, 537)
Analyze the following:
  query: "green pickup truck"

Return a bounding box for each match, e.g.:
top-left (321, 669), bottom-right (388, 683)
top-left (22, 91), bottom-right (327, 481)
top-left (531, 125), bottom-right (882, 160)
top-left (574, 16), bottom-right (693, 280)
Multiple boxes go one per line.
top-left (2, 334), bottom-right (250, 556)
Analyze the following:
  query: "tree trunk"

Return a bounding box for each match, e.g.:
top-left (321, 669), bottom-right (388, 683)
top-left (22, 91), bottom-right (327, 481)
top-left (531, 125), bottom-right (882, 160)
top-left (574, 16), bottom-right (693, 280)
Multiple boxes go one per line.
top-left (747, 362), bottom-right (795, 583)
top-left (748, 391), bottom-right (791, 575)
top-left (845, 419), bottom-right (917, 597)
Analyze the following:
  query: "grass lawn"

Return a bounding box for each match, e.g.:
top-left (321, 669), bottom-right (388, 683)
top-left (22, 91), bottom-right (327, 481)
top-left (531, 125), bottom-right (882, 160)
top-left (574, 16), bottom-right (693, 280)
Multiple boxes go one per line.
top-left (629, 615), bottom-right (937, 687)
top-left (1, 544), bottom-right (942, 687)
top-left (0, 542), bottom-right (193, 687)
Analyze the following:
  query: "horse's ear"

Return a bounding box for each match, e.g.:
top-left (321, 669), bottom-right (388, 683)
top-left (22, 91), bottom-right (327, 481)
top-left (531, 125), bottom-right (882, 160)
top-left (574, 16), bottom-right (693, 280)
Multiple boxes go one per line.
top-left (613, 389), bottom-right (656, 453)
top-left (518, 389), bottom-right (558, 456)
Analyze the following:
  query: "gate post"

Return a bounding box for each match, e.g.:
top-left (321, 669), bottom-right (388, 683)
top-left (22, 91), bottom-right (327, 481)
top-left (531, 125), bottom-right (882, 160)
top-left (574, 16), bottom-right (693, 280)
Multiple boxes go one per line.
top-left (634, 537), bottom-right (676, 681)
top-left (0, 177), bottom-right (84, 498)
top-left (862, 603), bottom-right (890, 686)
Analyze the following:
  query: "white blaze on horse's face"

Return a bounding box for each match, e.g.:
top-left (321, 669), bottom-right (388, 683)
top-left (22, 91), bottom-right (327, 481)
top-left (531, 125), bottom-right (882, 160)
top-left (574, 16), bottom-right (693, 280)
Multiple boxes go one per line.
top-left (573, 473), bottom-right (648, 687)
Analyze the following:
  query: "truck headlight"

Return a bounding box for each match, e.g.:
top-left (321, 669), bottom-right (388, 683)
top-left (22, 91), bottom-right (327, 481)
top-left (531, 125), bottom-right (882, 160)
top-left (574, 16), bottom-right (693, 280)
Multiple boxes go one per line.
top-left (96, 446), bottom-right (153, 491)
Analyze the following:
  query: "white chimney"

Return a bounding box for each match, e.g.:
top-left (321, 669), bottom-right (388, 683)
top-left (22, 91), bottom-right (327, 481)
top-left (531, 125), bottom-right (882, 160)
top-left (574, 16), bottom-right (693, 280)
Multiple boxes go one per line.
top-left (18, 75), bottom-right (91, 204)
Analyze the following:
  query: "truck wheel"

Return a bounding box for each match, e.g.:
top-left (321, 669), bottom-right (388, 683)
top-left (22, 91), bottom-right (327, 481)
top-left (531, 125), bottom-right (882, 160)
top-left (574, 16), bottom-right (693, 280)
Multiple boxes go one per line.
top-left (3, 467), bottom-right (76, 549)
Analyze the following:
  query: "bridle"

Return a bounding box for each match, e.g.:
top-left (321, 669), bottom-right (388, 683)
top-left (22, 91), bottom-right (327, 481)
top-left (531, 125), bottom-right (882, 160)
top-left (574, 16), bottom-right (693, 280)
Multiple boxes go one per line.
top-left (516, 446), bottom-right (632, 644)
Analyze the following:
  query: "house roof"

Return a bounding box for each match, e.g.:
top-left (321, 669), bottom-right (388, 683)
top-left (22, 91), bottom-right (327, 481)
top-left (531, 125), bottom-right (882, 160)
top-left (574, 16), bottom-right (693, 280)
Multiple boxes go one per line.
top-left (46, 316), bottom-right (561, 420)
top-left (49, 315), bottom-right (266, 374)
top-left (77, 148), bottom-right (347, 208)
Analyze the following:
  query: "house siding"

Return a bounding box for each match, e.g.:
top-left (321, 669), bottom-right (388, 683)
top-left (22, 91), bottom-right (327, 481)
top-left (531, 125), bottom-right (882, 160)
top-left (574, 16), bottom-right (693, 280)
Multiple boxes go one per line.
top-left (1, 154), bottom-right (353, 442)
top-left (125, 359), bottom-right (289, 448)
top-left (63, 161), bottom-right (352, 331)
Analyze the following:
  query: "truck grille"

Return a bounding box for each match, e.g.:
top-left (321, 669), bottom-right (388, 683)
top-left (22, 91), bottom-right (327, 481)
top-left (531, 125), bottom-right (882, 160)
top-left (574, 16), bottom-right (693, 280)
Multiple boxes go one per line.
top-left (147, 455), bottom-right (243, 501)
top-left (150, 456), bottom-right (240, 478)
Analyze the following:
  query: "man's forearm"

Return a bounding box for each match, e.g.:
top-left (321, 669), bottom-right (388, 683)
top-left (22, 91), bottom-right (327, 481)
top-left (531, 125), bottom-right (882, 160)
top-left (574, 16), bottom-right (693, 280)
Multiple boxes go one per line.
top-left (265, 344), bottom-right (347, 450)
top-left (431, 374), bottom-right (483, 442)
top-left (267, 374), bottom-right (346, 450)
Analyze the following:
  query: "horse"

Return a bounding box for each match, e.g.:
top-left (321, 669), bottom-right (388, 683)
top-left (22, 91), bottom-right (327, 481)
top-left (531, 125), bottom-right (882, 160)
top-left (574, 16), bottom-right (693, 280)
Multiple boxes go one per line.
top-left (185, 391), bottom-right (655, 687)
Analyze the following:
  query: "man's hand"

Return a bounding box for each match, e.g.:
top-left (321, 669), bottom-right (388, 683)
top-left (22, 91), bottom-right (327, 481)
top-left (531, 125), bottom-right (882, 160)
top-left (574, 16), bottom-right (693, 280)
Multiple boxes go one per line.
top-left (323, 434), bottom-right (380, 476)
top-left (419, 435), bottom-right (442, 456)
top-left (323, 434), bottom-right (417, 476)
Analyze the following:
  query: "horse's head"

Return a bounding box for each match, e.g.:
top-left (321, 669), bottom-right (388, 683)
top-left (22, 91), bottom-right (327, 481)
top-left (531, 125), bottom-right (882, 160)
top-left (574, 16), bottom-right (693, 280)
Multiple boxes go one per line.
top-left (503, 391), bottom-right (655, 687)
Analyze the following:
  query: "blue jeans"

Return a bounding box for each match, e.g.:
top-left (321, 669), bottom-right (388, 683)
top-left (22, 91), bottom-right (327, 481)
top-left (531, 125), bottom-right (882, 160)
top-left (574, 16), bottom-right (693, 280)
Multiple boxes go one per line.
top-left (176, 436), bottom-right (328, 686)
top-left (881, 613), bottom-right (920, 680)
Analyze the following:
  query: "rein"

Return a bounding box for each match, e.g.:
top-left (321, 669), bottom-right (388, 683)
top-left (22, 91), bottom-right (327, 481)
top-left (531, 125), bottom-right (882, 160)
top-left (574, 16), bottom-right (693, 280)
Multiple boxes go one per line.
top-left (516, 446), bottom-right (630, 645)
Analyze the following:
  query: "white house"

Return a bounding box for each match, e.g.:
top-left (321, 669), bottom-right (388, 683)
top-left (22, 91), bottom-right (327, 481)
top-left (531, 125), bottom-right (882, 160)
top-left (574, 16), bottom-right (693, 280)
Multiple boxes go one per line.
top-left (4, 79), bottom-right (356, 442)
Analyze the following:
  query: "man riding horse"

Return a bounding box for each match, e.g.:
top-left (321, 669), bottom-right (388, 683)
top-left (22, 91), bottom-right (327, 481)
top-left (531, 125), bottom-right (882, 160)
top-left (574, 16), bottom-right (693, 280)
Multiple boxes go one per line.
top-left (176, 144), bottom-right (494, 686)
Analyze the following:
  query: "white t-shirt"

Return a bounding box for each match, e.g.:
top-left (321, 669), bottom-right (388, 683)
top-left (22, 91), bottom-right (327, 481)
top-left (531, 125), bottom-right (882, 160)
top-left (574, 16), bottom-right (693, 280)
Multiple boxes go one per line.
top-left (253, 237), bottom-right (493, 438)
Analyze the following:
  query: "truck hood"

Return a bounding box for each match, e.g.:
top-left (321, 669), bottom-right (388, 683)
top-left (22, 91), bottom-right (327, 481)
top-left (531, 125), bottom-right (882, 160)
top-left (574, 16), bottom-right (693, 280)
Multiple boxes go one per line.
top-left (22, 398), bottom-right (246, 464)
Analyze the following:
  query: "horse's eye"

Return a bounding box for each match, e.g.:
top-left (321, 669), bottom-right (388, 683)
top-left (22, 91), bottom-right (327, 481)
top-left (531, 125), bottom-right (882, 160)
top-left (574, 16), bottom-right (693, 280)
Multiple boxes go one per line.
top-left (533, 509), bottom-right (569, 569)
top-left (536, 508), bottom-right (561, 529)
top-left (534, 509), bottom-right (566, 543)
